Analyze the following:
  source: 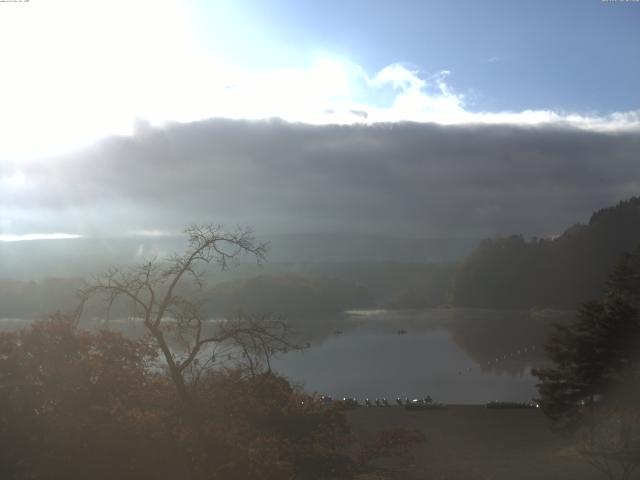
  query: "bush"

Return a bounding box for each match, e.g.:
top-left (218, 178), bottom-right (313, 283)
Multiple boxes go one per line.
top-left (0, 316), bottom-right (421, 479)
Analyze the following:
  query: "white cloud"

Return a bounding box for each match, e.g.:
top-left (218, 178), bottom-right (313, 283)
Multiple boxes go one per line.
top-left (1, 170), bottom-right (27, 189)
top-left (0, 0), bottom-right (638, 165)
top-left (129, 229), bottom-right (174, 238)
top-left (356, 64), bottom-right (640, 131)
top-left (364, 65), bottom-right (467, 123)
top-left (0, 233), bottom-right (82, 242)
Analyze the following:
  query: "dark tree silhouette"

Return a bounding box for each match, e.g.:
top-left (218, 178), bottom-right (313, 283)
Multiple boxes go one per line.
top-left (0, 317), bottom-right (396, 480)
top-left (74, 225), bottom-right (300, 474)
top-left (534, 246), bottom-right (640, 480)
top-left (0, 319), bottom-right (422, 479)
top-left (452, 197), bottom-right (640, 309)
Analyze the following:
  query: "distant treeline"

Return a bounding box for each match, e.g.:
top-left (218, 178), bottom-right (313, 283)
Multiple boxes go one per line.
top-left (204, 274), bottom-right (371, 318)
top-left (4, 198), bottom-right (638, 317)
top-left (451, 197), bottom-right (640, 308)
top-left (0, 277), bottom-right (81, 319)
top-left (292, 262), bottom-right (454, 309)
top-left (0, 263), bottom-right (456, 321)
top-left (0, 275), bottom-right (367, 322)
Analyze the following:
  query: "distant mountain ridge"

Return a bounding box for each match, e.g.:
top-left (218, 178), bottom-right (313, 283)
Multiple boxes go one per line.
top-left (203, 273), bottom-right (372, 319)
top-left (0, 233), bottom-right (478, 280)
top-left (264, 233), bottom-right (478, 263)
top-left (452, 197), bottom-right (640, 308)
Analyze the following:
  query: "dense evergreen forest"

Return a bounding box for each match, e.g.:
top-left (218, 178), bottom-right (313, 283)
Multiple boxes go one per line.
top-left (452, 197), bottom-right (640, 308)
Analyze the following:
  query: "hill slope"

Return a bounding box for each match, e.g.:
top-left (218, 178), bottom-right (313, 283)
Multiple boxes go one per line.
top-left (452, 197), bottom-right (640, 308)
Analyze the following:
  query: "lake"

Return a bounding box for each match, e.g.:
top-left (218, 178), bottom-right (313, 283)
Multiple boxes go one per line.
top-left (0, 308), bottom-right (574, 405)
top-left (271, 308), bottom-right (573, 404)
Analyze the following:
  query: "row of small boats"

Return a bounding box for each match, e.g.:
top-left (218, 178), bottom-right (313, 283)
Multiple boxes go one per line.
top-left (330, 396), bottom-right (444, 409)
top-left (322, 396), bottom-right (540, 410)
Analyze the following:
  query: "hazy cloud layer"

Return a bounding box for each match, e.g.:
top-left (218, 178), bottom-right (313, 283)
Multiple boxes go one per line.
top-left (3, 119), bottom-right (640, 239)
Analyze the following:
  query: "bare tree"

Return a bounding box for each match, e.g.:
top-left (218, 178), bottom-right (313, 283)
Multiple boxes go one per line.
top-left (74, 225), bottom-right (298, 412)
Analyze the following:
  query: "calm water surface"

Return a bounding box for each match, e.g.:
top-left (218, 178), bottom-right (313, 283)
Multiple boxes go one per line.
top-left (271, 308), bottom-right (570, 404)
top-left (1, 308), bottom-right (572, 405)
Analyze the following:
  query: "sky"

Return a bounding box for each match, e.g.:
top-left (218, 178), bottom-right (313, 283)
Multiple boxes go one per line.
top-left (1, 0), bottom-right (639, 241)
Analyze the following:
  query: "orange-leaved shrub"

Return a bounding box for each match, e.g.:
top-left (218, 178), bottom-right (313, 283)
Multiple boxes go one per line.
top-left (0, 316), bottom-right (422, 480)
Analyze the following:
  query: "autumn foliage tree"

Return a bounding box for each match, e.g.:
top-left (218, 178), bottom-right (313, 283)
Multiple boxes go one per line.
top-left (0, 316), bottom-right (426, 479)
top-left (0, 316), bottom-right (421, 479)
top-left (0, 316), bottom-right (182, 480)
top-left (1, 225), bottom-right (423, 479)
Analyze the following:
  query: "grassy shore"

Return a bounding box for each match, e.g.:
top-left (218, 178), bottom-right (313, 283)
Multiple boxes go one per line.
top-left (348, 406), bottom-right (601, 480)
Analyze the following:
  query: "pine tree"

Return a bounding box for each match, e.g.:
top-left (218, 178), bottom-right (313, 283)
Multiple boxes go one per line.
top-left (534, 246), bottom-right (640, 479)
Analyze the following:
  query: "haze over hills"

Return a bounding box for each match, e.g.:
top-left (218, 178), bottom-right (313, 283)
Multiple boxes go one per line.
top-left (2, 3), bottom-right (640, 479)
top-left (2, 197), bottom-right (640, 321)
top-left (265, 233), bottom-right (477, 263)
top-left (0, 232), bottom-right (467, 320)
top-left (0, 233), bottom-right (477, 280)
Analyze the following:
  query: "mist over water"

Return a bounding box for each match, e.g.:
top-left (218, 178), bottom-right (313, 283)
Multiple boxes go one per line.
top-left (271, 309), bottom-right (564, 404)
top-left (272, 325), bottom-right (535, 404)
top-left (0, 307), bottom-right (567, 404)
top-left (0, 308), bottom-right (572, 404)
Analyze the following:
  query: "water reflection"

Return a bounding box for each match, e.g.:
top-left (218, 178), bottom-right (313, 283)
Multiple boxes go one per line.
top-left (449, 308), bottom-right (574, 376)
top-left (270, 308), bottom-right (574, 404)
top-left (0, 308), bottom-right (575, 404)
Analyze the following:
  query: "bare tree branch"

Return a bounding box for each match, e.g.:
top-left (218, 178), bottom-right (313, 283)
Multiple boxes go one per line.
top-left (74, 224), bottom-right (290, 420)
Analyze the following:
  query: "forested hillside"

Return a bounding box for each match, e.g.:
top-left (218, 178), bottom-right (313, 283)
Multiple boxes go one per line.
top-left (452, 197), bottom-right (640, 308)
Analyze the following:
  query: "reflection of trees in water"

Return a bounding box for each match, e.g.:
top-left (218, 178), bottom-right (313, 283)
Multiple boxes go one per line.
top-left (449, 309), bottom-right (575, 376)
top-left (73, 313), bottom-right (349, 356)
top-left (6, 307), bottom-right (579, 379)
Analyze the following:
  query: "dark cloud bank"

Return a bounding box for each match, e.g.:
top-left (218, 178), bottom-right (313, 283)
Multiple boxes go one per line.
top-left (12, 119), bottom-right (640, 238)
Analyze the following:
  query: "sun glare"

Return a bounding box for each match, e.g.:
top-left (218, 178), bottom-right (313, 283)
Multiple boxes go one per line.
top-left (3, 170), bottom-right (26, 189)
top-left (0, 0), bottom-right (638, 165)
top-left (0, 0), bottom-right (198, 162)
